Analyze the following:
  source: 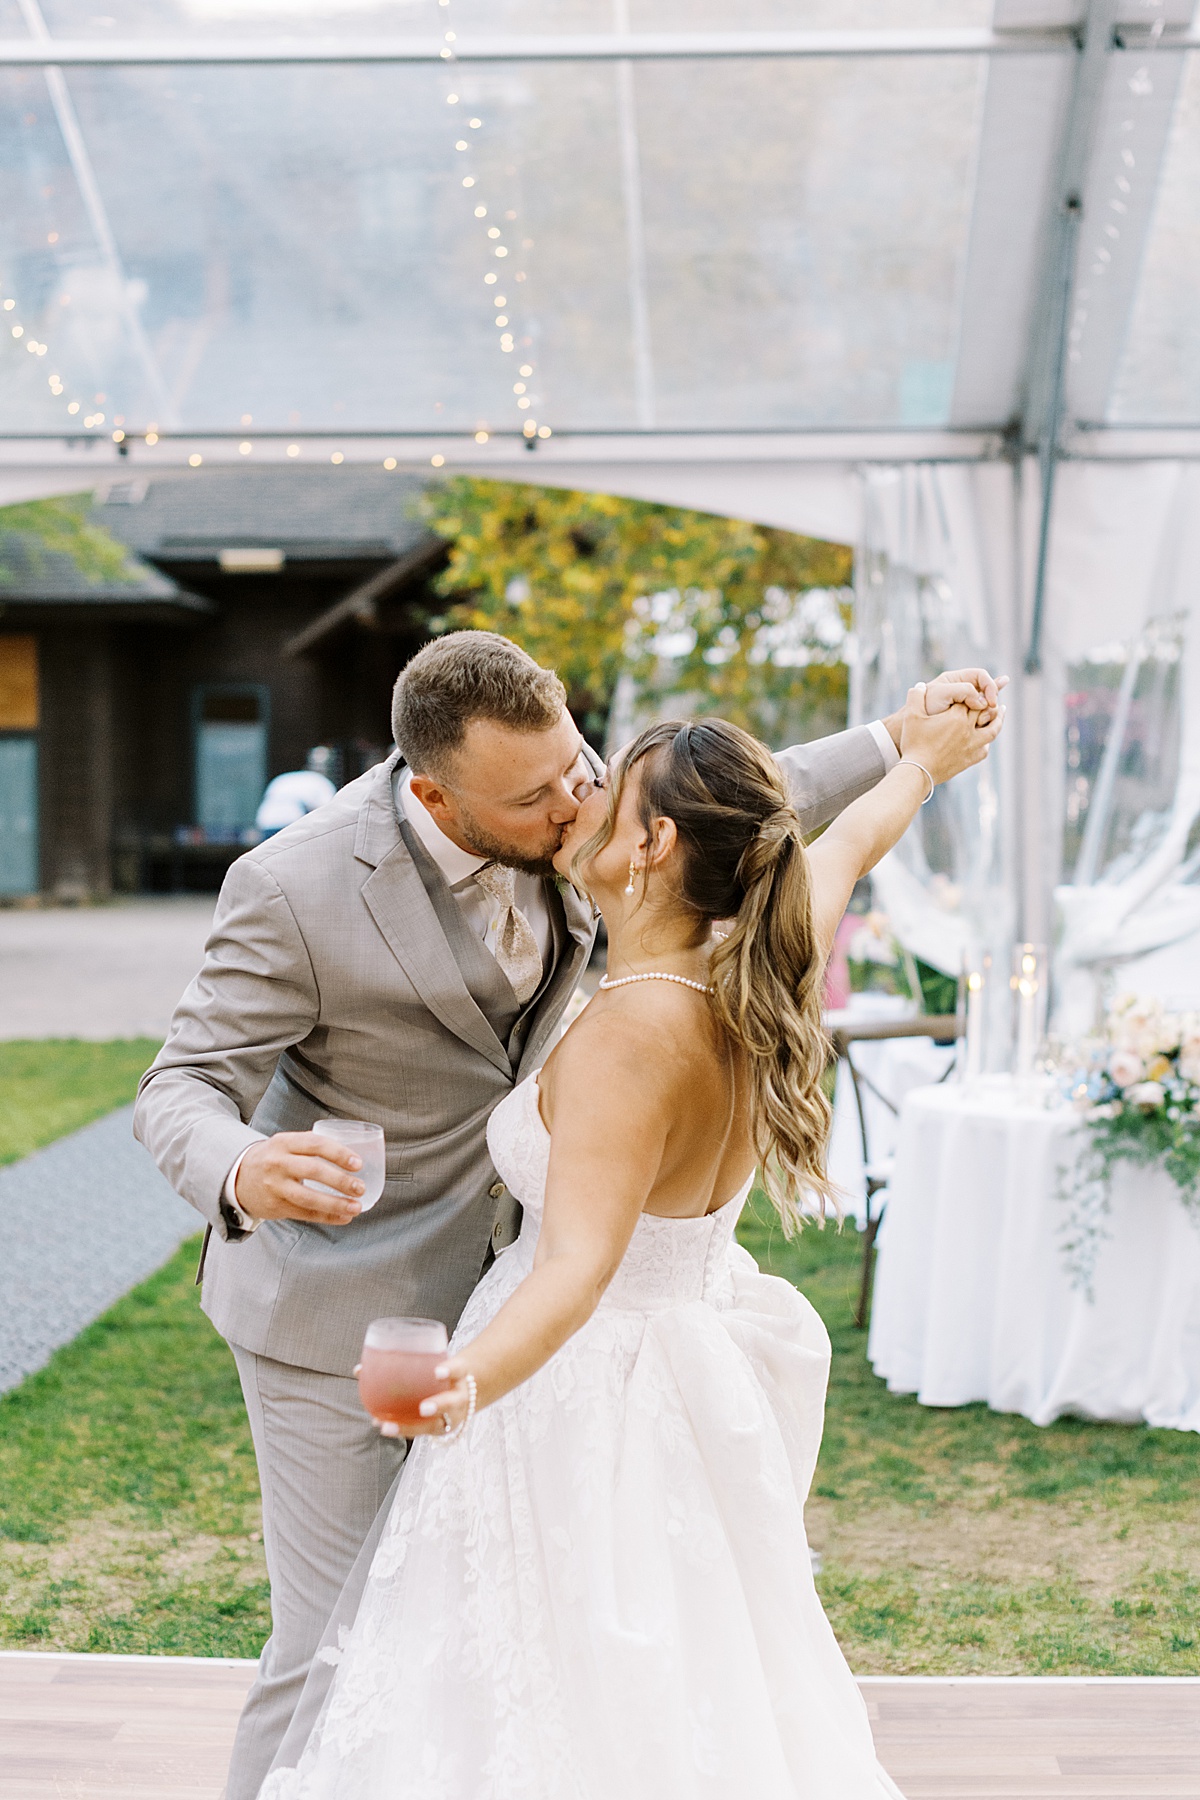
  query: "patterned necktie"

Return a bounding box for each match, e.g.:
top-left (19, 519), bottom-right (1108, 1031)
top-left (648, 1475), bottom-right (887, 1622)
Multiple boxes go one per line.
top-left (473, 862), bottom-right (543, 1005)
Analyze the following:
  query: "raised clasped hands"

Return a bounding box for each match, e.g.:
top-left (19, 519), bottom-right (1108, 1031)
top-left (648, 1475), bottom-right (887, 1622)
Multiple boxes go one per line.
top-left (900, 666), bottom-right (1007, 788)
top-left (922, 666), bottom-right (1008, 726)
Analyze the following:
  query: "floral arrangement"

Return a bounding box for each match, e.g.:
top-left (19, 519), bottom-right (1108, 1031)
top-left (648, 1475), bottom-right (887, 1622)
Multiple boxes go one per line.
top-left (1058, 994), bottom-right (1200, 1294)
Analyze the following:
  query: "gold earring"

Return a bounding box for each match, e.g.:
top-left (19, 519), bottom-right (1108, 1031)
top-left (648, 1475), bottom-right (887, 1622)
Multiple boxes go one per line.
top-left (625, 859), bottom-right (637, 896)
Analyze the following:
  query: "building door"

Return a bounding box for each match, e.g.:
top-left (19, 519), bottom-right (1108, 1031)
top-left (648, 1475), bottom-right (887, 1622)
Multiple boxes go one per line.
top-left (0, 636), bottom-right (39, 895)
top-left (194, 686), bottom-right (268, 835)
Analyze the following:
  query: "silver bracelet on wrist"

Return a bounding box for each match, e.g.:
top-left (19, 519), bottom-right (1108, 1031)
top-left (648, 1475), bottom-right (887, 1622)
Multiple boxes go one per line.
top-left (898, 757), bottom-right (936, 804)
top-left (438, 1372), bottom-right (477, 1444)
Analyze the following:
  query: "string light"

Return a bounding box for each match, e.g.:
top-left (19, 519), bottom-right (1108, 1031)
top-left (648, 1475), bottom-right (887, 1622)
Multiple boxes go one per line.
top-left (145, 431), bottom-right (159, 445)
top-left (438, 0), bottom-right (549, 451)
top-left (383, 456), bottom-right (397, 469)
top-left (431, 453), bottom-right (446, 466)
top-left (2, 281), bottom-right (117, 434)
top-left (188, 453), bottom-right (202, 466)
top-left (239, 440), bottom-right (253, 454)
top-left (1073, 0), bottom-right (1166, 364)
top-left (286, 443), bottom-right (300, 456)
top-left (331, 451), bottom-right (344, 464)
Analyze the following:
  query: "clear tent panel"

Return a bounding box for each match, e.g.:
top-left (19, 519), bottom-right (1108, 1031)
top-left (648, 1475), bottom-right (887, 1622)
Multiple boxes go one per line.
top-left (1108, 49), bottom-right (1200, 426)
top-left (0, 49), bottom-right (991, 437)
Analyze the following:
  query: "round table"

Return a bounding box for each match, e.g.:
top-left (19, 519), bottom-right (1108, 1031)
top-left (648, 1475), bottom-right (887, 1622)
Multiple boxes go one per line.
top-left (867, 1082), bottom-right (1200, 1431)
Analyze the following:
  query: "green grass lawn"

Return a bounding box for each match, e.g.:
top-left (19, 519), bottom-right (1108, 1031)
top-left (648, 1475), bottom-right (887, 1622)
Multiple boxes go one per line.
top-left (740, 1198), bottom-right (1200, 1676)
top-left (0, 1039), bottom-right (163, 1165)
top-left (2, 1043), bottom-right (1198, 1670)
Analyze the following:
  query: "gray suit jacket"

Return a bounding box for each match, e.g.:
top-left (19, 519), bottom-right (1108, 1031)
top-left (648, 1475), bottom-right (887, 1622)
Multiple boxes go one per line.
top-left (134, 726), bottom-right (886, 1376)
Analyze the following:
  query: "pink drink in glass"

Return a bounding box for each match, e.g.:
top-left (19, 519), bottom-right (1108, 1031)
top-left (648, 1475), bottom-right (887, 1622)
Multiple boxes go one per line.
top-left (358, 1317), bottom-right (449, 1431)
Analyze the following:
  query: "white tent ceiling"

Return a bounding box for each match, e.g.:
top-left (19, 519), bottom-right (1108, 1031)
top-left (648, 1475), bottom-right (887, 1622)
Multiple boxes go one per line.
top-left (0, 0), bottom-right (1197, 476)
top-left (4, 0), bottom-right (1200, 970)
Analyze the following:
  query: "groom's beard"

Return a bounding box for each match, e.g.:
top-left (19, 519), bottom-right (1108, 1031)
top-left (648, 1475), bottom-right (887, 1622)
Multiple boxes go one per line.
top-left (454, 801), bottom-right (566, 880)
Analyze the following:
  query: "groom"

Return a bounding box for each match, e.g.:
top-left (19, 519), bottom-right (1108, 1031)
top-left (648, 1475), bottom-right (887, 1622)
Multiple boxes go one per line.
top-left (135, 631), bottom-right (1001, 1798)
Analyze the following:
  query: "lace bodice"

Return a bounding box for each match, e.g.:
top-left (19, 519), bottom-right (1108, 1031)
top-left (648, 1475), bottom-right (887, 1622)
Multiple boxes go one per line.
top-left (486, 1076), bottom-right (751, 1312)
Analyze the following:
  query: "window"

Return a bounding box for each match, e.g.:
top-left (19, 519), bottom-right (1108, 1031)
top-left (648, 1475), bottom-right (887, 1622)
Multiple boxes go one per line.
top-left (194, 686), bottom-right (269, 836)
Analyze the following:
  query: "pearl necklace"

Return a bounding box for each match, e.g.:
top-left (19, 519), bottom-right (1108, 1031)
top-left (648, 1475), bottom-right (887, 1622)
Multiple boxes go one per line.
top-left (598, 971), bottom-right (711, 995)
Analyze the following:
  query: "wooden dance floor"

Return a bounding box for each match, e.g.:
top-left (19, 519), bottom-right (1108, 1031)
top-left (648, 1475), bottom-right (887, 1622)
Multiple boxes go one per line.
top-left (0, 1653), bottom-right (1197, 1798)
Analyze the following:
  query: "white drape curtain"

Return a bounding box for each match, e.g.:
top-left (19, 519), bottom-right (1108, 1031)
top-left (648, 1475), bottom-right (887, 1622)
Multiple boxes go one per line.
top-left (849, 464), bottom-right (1016, 989)
top-left (1047, 462), bottom-right (1200, 1033)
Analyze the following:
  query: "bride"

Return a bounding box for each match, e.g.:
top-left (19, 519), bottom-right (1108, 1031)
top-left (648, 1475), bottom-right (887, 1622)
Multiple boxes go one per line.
top-left (261, 691), bottom-right (997, 1800)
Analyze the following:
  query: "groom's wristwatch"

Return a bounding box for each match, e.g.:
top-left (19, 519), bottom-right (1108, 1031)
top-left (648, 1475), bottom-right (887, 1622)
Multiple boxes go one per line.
top-left (220, 1194), bottom-right (261, 1237)
top-left (221, 1152), bottom-right (261, 1237)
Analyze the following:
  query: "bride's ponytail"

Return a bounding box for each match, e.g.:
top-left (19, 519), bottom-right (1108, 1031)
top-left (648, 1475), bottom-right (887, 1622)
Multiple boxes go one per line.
top-left (707, 804), bottom-right (835, 1230)
top-left (574, 717), bottom-right (835, 1231)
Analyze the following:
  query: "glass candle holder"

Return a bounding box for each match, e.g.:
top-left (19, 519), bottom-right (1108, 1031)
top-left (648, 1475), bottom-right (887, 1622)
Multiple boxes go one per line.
top-left (958, 950), bottom-right (992, 1083)
top-left (1011, 942), bottom-right (1049, 1078)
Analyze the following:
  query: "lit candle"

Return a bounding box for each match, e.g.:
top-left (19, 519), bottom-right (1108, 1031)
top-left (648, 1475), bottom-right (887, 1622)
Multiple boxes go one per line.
top-left (965, 969), bottom-right (985, 1081)
top-left (1012, 943), bottom-right (1047, 1078)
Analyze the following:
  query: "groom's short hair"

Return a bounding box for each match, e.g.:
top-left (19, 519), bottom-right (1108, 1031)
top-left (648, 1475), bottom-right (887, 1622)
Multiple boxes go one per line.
top-left (393, 631), bottom-right (566, 777)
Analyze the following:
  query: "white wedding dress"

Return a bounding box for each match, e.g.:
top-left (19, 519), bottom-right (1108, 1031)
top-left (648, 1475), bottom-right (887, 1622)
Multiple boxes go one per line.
top-left (260, 1077), bottom-right (903, 1800)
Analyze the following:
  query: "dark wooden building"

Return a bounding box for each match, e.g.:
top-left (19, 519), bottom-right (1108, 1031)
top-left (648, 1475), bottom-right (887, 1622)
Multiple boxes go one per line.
top-left (0, 469), bottom-right (443, 898)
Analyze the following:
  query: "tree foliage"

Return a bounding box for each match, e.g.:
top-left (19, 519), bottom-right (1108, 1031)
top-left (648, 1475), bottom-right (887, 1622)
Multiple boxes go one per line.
top-left (421, 478), bottom-right (853, 744)
top-left (0, 494), bottom-right (140, 590)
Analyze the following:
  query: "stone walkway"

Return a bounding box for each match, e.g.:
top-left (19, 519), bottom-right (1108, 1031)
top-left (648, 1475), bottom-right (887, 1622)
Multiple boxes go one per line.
top-left (0, 1106), bottom-right (198, 1393)
top-left (0, 898), bottom-right (214, 1041)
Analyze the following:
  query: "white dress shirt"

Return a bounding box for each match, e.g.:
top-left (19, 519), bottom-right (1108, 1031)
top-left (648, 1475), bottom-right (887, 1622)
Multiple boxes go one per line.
top-left (866, 718), bottom-right (899, 774)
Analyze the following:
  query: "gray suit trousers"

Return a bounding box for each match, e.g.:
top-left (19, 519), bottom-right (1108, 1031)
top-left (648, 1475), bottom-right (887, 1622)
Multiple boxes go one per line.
top-left (225, 1348), bottom-right (407, 1800)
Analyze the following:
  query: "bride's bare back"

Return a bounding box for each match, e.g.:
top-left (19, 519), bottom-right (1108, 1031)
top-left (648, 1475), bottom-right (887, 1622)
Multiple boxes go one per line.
top-left (538, 978), bottom-right (755, 1222)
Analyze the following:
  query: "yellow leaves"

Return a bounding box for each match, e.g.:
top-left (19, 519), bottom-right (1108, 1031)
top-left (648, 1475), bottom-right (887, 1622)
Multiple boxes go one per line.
top-left (419, 477), bottom-right (853, 743)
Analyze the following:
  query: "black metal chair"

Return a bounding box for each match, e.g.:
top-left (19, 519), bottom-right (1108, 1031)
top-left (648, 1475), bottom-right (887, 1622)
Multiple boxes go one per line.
top-left (825, 1013), bottom-right (961, 1328)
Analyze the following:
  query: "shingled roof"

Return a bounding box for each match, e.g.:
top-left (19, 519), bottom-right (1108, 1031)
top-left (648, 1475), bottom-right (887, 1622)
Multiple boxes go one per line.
top-left (0, 502), bottom-right (211, 619)
top-left (89, 468), bottom-right (439, 565)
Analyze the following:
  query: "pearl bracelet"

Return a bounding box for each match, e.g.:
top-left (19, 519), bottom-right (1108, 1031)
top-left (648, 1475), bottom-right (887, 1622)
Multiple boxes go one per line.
top-left (439, 1371), bottom-right (477, 1444)
top-left (898, 757), bottom-right (936, 804)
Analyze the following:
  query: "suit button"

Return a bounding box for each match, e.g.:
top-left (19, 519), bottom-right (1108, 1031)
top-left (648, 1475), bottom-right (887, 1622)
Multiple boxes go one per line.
top-left (492, 1221), bottom-right (504, 1245)
top-left (489, 1181), bottom-right (505, 1200)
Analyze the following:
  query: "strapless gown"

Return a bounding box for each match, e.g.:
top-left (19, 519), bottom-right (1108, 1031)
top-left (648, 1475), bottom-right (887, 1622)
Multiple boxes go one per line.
top-left (260, 1077), bottom-right (903, 1800)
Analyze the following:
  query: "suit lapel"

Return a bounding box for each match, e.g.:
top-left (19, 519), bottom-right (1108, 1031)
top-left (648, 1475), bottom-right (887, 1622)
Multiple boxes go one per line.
top-left (519, 882), bottom-right (596, 1074)
top-left (357, 768), bottom-right (513, 1078)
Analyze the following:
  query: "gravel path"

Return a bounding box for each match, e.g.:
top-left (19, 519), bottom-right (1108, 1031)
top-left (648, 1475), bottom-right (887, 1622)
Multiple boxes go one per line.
top-left (0, 1106), bottom-right (199, 1393)
top-left (0, 899), bottom-right (215, 1041)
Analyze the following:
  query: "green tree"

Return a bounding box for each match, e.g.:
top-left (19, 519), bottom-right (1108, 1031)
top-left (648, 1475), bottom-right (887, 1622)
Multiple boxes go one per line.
top-left (421, 478), bottom-right (852, 746)
top-left (0, 494), bottom-right (140, 590)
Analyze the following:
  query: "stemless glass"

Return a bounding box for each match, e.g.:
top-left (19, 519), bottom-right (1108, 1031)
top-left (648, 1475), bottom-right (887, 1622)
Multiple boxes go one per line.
top-left (308, 1119), bottom-right (386, 1211)
top-left (357, 1316), bottom-right (449, 1430)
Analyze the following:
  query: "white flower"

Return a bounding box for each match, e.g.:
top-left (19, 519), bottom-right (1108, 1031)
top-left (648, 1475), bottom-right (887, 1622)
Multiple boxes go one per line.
top-left (1125, 1080), bottom-right (1165, 1109)
top-left (1087, 1101), bottom-right (1121, 1120)
top-left (1178, 1034), bottom-right (1200, 1085)
top-left (1107, 1049), bottom-right (1145, 1089)
top-left (847, 912), bottom-right (898, 966)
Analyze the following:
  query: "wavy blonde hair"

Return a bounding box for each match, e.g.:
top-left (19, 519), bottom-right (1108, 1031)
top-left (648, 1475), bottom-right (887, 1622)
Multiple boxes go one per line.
top-left (572, 718), bottom-right (834, 1231)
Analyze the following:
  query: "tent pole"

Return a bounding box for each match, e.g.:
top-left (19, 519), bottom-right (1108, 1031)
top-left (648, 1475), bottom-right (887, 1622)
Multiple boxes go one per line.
top-left (1024, 195), bottom-right (1081, 676)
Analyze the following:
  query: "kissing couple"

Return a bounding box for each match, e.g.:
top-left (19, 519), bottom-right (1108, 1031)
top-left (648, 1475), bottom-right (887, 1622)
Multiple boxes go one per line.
top-left (136, 630), bottom-right (1003, 1800)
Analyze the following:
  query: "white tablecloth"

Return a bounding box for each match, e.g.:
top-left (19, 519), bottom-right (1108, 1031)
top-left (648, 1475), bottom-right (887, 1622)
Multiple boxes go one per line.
top-left (868, 1083), bottom-right (1200, 1431)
